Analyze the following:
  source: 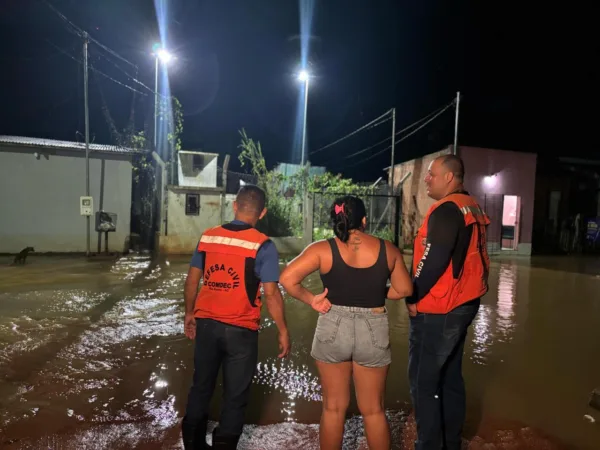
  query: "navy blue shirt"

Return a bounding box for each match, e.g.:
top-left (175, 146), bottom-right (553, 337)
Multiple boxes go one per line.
top-left (190, 220), bottom-right (280, 283)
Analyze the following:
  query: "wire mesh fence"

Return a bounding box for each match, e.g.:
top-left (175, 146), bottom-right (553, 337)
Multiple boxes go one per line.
top-left (312, 193), bottom-right (401, 246)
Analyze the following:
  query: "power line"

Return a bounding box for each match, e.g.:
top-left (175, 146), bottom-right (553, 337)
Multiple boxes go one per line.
top-left (41, 0), bottom-right (138, 70)
top-left (43, 0), bottom-right (168, 100)
top-left (40, 0), bottom-right (83, 38)
top-left (338, 101), bottom-right (455, 170)
top-left (45, 39), bottom-right (149, 97)
top-left (321, 100), bottom-right (456, 164)
top-left (90, 48), bottom-right (165, 98)
top-left (309, 109), bottom-right (392, 156)
top-left (90, 63), bottom-right (149, 96)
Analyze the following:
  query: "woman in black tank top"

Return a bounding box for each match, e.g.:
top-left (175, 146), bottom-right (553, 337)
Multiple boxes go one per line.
top-left (280, 195), bottom-right (412, 450)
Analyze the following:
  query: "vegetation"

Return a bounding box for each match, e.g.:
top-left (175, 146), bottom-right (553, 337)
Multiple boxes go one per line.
top-left (99, 91), bottom-right (184, 248)
top-left (238, 129), bottom-right (397, 242)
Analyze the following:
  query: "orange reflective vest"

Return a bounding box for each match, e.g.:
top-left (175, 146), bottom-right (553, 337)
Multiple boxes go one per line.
top-left (412, 193), bottom-right (491, 314)
top-left (194, 224), bottom-right (270, 330)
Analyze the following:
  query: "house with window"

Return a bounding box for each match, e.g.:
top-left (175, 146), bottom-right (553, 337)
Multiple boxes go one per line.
top-left (389, 145), bottom-right (537, 255)
top-left (158, 150), bottom-right (237, 254)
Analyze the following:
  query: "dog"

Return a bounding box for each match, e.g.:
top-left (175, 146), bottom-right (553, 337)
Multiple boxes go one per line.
top-left (13, 247), bottom-right (34, 265)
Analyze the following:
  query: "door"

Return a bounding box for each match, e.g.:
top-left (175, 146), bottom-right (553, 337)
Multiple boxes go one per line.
top-left (501, 195), bottom-right (521, 251)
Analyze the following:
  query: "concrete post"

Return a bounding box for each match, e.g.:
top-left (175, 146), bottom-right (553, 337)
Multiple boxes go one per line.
top-left (303, 192), bottom-right (314, 247)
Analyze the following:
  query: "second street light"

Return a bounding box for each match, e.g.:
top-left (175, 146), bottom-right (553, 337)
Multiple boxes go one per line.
top-left (298, 70), bottom-right (309, 166)
top-left (152, 44), bottom-right (174, 150)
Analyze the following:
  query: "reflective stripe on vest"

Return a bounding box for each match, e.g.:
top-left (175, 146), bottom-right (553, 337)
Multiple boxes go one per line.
top-left (200, 234), bottom-right (262, 251)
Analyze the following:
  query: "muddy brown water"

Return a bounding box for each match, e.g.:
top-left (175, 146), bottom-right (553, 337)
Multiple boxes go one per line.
top-left (0, 254), bottom-right (599, 449)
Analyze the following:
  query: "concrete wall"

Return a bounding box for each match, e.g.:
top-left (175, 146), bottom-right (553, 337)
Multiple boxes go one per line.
top-left (0, 146), bottom-right (133, 253)
top-left (390, 148), bottom-right (452, 247)
top-left (159, 187), bottom-right (235, 254)
top-left (159, 188), bottom-right (306, 256)
top-left (459, 146), bottom-right (537, 255)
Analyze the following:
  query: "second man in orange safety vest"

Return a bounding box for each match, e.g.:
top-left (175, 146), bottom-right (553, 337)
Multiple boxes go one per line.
top-left (406, 154), bottom-right (490, 450)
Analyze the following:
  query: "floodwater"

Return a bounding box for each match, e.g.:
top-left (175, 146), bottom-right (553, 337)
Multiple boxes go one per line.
top-left (0, 254), bottom-right (599, 449)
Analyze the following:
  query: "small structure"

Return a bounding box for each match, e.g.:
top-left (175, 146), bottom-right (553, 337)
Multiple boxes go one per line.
top-left (158, 150), bottom-right (236, 254)
top-left (0, 135), bottom-right (140, 253)
top-left (177, 150), bottom-right (219, 188)
top-left (389, 145), bottom-right (537, 255)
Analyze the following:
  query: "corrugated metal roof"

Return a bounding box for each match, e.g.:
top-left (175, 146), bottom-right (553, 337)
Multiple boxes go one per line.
top-left (0, 135), bottom-right (146, 155)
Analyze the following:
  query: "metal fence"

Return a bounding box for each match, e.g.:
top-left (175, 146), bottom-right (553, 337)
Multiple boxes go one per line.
top-left (312, 193), bottom-right (401, 246)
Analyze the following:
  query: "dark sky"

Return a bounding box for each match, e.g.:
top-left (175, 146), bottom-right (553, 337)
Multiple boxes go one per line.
top-left (0, 1), bottom-right (597, 181)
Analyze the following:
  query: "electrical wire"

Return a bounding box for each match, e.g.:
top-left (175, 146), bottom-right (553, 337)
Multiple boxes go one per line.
top-left (309, 109), bottom-right (392, 155)
top-left (45, 39), bottom-right (149, 97)
top-left (43, 0), bottom-right (171, 100)
top-left (90, 48), bottom-right (166, 98)
top-left (337, 101), bottom-right (455, 170)
top-left (320, 100), bottom-right (456, 164)
top-left (41, 0), bottom-right (138, 70)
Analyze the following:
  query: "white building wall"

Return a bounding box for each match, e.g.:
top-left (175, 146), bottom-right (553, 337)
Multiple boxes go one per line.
top-left (0, 147), bottom-right (132, 253)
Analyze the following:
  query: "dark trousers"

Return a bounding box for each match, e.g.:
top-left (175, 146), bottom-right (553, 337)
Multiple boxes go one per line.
top-left (182, 318), bottom-right (258, 450)
top-left (408, 299), bottom-right (480, 450)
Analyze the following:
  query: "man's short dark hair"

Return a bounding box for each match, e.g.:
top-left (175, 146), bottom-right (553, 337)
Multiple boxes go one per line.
top-left (440, 154), bottom-right (465, 182)
top-left (236, 184), bottom-right (266, 214)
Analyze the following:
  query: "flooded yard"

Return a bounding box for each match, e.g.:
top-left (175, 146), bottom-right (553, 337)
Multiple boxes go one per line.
top-left (0, 254), bottom-right (599, 449)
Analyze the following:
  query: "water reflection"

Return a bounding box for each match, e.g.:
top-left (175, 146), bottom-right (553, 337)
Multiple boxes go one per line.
top-left (470, 262), bottom-right (519, 365)
top-left (0, 256), bottom-right (599, 448)
top-left (496, 263), bottom-right (517, 342)
top-left (110, 254), bottom-right (152, 280)
top-left (471, 304), bottom-right (492, 365)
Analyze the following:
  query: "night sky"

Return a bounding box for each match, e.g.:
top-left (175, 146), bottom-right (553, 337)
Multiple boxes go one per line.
top-left (1, 1), bottom-right (597, 181)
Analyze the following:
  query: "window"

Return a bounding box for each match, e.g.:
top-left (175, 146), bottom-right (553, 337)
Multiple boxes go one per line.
top-left (185, 193), bottom-right (200, 216)
top-left (192, 154), bottom-right (205, 172)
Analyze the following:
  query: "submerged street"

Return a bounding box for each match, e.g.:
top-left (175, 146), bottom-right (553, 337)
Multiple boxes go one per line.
top-left (0, 254), bottom-right (599, 449)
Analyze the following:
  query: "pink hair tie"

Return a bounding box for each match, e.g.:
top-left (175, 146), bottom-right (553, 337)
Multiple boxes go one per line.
top-left (335, 204), bottom-right (345, 215)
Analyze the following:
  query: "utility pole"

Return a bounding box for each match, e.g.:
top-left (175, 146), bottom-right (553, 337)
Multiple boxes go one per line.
top-left (301, 77), bottom-right (309, 166)
top-left (389, 108), bottom-right (396, 194)
top-left (453, 91), bottom-right (460, 155)
top-left (83, 32), bottom-right (91, 256)
top-left (389, 108), bottom-right (396, 227)
top-left (153, 57), bottom-right (159, 151)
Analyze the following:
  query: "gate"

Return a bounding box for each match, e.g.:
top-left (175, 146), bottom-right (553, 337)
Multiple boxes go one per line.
top-left (312, 193), bottom-right (402, 246)
top-left (483, 193), bottom-right (504, 254)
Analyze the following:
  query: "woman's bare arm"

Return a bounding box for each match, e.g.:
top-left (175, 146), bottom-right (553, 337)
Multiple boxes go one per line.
top-left (280, 242), bottom-right (331, 313)
top-left (280, 243), bottom-right (321, 305)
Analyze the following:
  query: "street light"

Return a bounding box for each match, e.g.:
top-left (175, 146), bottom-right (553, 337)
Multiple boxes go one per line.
top-left (157, 48), bottom-right (173, 64)
top-left (298, 70), bottom-right (310, 166)
top-left (152, 45), bottom-right (174, 149)
top-left (298, 70), bottom-right (309, 82)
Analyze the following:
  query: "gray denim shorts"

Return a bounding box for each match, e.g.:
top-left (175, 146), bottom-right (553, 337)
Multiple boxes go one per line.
top-left (311, 304), bottom-right (392, 368)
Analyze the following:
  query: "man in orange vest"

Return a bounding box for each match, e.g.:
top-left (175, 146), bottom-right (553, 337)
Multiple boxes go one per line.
top-left (406, 155), bottom-right (490, 450)
top-left (181, 185), bottom-right (290, 450)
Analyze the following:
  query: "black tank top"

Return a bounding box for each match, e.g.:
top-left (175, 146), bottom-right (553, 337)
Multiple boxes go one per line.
top-left (320, 238), bottom-right (390, 308)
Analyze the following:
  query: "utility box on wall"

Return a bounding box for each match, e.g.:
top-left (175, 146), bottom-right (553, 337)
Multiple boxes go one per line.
top-left (80, 196), bottom-right (93, 216)
top-left (95, 211), bottom-right (117, 232)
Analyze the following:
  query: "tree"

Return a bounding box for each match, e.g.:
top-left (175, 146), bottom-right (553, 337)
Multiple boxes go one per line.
top-left (237, 129), bottom-right (373, 238)
top-left (98, 89), bottom-right (184, 250)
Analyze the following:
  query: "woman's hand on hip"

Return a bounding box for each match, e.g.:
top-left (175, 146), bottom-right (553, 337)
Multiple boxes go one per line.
top-left (311, 288), bottom-right (332, 314)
